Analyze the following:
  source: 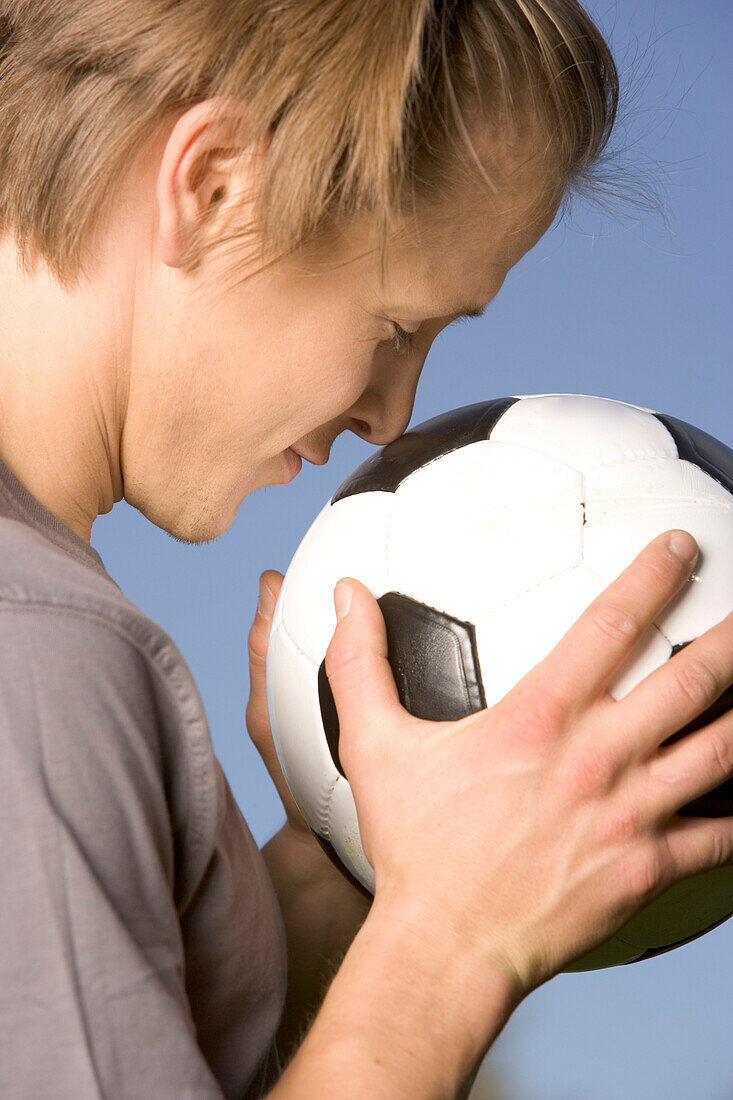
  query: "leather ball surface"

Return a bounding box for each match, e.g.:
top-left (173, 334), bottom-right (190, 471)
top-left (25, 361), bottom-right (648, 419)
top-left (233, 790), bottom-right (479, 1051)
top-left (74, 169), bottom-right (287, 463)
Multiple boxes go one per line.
top-left (266, 393), bottom-right (733, 971)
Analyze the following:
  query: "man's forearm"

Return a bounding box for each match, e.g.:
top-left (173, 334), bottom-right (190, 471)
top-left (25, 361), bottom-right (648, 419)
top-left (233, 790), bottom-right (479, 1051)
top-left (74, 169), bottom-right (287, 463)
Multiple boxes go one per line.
top-left (267, 895), bottom-right (520, 1100)
top-left (262, 822), bottom-right (371, 1064)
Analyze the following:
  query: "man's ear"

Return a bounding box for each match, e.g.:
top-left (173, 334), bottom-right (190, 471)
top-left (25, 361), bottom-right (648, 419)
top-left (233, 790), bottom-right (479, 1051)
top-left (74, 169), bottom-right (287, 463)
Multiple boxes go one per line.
top-left (156, 98), bottom-right (268, 270)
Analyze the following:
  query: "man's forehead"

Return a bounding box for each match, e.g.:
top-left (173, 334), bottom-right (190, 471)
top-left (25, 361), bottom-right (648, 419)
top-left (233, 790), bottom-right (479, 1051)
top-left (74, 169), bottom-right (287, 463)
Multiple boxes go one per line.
top-left (383, 182), bottom-right (559, 317)
top-left (380, 223), bottom-right (520, 318)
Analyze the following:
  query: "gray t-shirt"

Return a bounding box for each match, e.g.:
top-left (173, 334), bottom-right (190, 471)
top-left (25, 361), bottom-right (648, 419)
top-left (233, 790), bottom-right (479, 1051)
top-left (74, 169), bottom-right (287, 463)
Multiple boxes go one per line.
top-left (0, 457), bottom-right (287, 1098)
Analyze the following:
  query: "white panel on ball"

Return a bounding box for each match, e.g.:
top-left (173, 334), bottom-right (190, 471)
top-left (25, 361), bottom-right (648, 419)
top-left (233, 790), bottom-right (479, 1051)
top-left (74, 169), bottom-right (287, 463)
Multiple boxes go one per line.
top-left (473, 564), bottom-right (607, 707)
top-left (280, 492), bottom-right (393, 664)
top-left (327, 777), bottom-right (375, 892)
top-left (491, 395), bottom-right (677, 471)
top-left (514, 392), bottom-right (657, 414)
top-left (388, 440), bottom-right (584, 624)
top-left (585, 454), bottom-right (732, 515)
top-left (584, 505), bottom-right (732, 645)
top-left (266, 623), bottom-right (338, 836)
top-left (584, 458), bottom-right (733, 644)
top-left (272, 501), bottom-right (331, 635)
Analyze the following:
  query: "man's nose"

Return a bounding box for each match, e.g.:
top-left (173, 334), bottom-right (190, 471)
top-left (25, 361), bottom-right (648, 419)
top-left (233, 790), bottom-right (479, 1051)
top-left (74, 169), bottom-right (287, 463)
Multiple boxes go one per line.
top-left (347, 356), bottom-right (424, 446)
top-left (348, 406), bottom-right (413, 447)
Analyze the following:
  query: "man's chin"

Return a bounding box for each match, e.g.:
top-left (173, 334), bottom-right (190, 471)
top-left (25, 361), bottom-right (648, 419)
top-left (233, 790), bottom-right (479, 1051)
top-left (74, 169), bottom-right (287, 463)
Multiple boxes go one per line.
top-left (126, 491), bottom-right (235, 546)
top-left (126, 459), bottom-right (292, 545)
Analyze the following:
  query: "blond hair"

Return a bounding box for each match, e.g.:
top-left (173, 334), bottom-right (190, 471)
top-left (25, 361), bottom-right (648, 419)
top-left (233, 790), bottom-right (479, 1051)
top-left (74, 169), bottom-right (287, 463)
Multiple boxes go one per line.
top-left (0, 0), bottom-right (618, 286)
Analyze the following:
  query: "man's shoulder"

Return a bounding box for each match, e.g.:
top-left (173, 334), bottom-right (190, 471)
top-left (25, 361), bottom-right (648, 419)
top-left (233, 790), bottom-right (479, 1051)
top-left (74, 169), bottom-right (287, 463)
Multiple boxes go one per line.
top-left (1, 511), bottom-right (140, 621)
top-left (0, 522), bottom-right (285, 1098)
top-left (0, 513), bottom-right (221, 892)
top-left (0, 512), bottom-right (182, 675)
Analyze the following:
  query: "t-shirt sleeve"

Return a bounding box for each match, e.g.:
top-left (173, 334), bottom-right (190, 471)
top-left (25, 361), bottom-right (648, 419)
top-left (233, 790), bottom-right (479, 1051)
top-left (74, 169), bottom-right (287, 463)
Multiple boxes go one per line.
top-left (0, 603), bottom-right (226, 1099)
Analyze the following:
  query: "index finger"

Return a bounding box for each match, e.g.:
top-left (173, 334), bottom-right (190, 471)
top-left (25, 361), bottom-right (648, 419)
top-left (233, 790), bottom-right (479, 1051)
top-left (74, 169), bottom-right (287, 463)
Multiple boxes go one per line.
top-left (535, 529), bottom-right (699, 713)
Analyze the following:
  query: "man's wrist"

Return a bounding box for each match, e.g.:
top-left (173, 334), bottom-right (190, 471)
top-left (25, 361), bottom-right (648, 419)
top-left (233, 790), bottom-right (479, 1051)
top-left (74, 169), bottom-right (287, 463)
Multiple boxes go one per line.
top-left (274, 891), bottom-right (521, 1099)
top-left (360, 893), bottom-right (522, 1064)
top-left (262, 821), bottom-right (371, 1063)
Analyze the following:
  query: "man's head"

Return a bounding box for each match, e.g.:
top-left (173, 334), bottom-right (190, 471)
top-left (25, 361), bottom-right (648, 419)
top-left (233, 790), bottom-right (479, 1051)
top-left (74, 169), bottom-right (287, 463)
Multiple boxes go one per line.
top-left (0, 0), bottom-right (618, 542)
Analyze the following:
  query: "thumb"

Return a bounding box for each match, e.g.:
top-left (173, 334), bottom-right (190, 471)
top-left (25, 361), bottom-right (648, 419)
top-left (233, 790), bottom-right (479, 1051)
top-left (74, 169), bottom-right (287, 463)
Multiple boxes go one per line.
top-left (325, 578), bottom-right (404, 746)
top-left (246, 569), bottom-right (285, 763)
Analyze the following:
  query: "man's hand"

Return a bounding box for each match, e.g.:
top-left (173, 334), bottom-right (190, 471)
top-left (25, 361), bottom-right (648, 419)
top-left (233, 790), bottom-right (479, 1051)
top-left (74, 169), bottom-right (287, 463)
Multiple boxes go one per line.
top-left (247, 570), bottom-right (371, 1064)
top-left (246, 571), bottom-right (306, 832)
top-left (323, 531), bottom-right (733, 998)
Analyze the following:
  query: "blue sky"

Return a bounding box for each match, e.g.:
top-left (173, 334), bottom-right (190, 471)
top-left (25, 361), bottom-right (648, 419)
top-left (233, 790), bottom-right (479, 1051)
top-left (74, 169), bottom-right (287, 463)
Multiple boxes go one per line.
top-left (92, 2), bottom-right (732, 1096)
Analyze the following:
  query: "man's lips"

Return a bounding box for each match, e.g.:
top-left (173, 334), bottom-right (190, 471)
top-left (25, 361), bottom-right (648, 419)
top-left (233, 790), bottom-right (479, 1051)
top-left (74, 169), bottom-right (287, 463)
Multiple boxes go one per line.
top-left (289, 444), bottom-right (329, 466)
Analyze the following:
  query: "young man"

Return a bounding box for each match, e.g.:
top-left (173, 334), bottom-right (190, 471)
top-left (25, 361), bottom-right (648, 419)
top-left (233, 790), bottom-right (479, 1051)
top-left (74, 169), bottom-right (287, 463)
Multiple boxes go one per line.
top-left (0, 2), bottom-right (731, 1096)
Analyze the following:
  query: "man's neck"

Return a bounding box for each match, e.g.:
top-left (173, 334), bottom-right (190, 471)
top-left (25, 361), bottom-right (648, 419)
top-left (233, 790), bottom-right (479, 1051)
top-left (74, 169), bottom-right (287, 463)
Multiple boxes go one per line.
top-left (0, 239), bottom-right (127, 543)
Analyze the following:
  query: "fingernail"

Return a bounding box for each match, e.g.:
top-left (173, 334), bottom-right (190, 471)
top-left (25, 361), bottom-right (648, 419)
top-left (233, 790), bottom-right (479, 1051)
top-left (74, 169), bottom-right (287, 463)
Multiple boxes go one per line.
top-left (334, 582), bottom-right (352, 621)
top-left (258, 574), bottom-right (277, 619)
top-left (668, 530), bottom-right (699, 566)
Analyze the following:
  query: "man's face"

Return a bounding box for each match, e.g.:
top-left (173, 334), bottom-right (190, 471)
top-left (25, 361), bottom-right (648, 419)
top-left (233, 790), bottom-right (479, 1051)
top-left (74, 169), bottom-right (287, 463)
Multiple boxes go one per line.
top-left (123, 162), bottom-right (557, 543)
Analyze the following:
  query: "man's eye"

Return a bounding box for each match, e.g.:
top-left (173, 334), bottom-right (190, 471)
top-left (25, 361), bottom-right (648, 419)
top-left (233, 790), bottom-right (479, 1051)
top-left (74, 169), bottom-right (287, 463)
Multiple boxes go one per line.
top-left (390, 322), bottom-right (416, 355)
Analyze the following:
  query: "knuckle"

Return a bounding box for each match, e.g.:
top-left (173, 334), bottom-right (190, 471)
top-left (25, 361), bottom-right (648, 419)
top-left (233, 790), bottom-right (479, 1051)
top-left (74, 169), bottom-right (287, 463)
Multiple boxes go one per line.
top-left (675, 657), bottom-right (719, 709)
top-left (324, 633), bottom-right (362, 680)
top-left (562, 744), bottom-right (615, 800)
top-left (245, 699), bottom-right (268, 738)
top-left (247, 630), bottom-right (267, 668)
top-left (500, 682), bottom-right (566, 743)
top-left (708, 826), bottom-right (732, 869)
top-left (337, 711), bottom-right (381, 774)
top-left (624, 844), bottom-right (665, 903)
top-left (609, 797), bottom-right (643, 843)
top-left (652, 753), bottom-right (690, 793)
top-left (705, 729), bottom-right (733, 783)
top-left (336, 728), bottom-right (361, 774)
top-left (590, 600), bottom-right (640, 645)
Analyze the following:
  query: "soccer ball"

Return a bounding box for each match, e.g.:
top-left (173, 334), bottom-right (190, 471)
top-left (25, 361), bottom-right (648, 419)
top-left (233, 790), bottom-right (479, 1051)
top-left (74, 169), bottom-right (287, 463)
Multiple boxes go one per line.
top-left (266, 394), bottom-right (733, 970)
